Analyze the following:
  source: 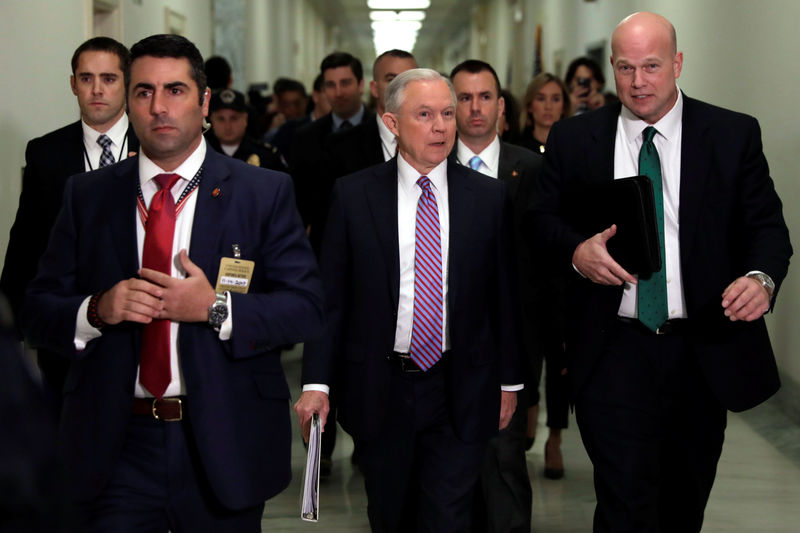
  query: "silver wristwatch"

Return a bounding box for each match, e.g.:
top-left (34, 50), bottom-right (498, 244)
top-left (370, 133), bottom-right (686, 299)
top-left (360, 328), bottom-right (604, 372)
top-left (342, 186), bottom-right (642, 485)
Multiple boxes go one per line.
top-left (207, 292), bottom-right (229, 330)
top-left (746, 271), bottom-right (775, 300)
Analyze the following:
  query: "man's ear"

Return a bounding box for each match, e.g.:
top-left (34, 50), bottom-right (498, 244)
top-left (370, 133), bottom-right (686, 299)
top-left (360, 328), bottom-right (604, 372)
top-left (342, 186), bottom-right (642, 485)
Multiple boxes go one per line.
top-left (382, 112), bottom-right (399, 137)
top-left (70, 75), bottom-right (78, 96)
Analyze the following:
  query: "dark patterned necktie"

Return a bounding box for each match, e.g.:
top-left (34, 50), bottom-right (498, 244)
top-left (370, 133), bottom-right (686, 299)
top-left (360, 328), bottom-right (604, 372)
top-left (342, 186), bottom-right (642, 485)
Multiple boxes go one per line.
top-left (97, 134), bottom-right (116, 167)
top-left (637, 126), bottom-right (668, 332)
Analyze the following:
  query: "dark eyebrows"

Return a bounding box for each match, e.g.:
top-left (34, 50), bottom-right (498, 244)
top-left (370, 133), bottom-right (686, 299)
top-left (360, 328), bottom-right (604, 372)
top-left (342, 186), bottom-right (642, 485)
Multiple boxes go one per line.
top-left (164, 81), bottom-right (189, 90)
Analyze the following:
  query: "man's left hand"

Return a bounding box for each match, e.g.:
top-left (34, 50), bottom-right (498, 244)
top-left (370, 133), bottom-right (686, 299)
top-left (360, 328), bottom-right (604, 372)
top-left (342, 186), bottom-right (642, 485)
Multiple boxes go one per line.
top-left (499, 390), bottom-right (517, 430)
top-left (721, 276), bottom-right (770, 322)
top-left (139, 249), bottom-right (216, 323)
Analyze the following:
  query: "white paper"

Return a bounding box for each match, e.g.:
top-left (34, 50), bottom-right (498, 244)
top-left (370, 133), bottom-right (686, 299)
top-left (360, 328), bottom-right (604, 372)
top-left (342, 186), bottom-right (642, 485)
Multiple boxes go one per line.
top-left (300, 413), bottom-right (321, 522)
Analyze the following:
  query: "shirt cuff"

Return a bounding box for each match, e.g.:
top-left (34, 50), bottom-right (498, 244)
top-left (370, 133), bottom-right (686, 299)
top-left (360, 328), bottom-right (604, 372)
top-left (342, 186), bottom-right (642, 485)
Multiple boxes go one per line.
top-left (74, 296), bottom-right (102, 351)
top-left (501, 384), bottom-right (524, 392)
top-left (303, 384), bottom-right (330, 395)
top-left (218, 291), bottom-right (233, 340)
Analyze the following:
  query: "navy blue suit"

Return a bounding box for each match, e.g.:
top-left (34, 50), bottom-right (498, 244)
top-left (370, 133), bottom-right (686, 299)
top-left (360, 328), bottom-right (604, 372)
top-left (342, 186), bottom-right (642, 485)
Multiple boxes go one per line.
top-left (23, 148), bottom-right (323, 515)
top-left (302, 158), bottom-right (522, 532)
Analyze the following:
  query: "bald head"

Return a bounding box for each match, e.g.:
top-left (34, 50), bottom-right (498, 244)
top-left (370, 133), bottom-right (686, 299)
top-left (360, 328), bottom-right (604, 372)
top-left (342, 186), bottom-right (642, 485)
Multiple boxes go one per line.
top-left (610, 11), bottom-right (682, 124)
top-left (612, 12), bottom-right (677, 57)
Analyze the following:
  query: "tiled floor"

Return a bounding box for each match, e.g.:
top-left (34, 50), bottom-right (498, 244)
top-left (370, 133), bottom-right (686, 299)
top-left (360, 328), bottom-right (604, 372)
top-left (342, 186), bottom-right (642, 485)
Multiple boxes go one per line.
top-left (262, 347), bottom-right (800, 531)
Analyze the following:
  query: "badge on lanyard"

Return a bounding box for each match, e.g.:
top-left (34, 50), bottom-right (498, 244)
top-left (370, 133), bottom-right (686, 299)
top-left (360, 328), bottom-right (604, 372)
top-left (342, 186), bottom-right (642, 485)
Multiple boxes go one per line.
top-left (214, 244), bottom-right (254, 294)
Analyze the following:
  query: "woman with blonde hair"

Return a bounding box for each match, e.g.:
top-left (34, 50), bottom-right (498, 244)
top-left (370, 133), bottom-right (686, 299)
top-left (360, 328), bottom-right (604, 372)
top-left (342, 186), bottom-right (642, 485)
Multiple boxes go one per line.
top-left (517, 72), bottom-right (570, 154)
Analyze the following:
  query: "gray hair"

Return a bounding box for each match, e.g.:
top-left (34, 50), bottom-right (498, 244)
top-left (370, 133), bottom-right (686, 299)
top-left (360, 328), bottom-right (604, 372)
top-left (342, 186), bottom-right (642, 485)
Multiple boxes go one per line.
top-left (384, 68), bottom-right (456, 114)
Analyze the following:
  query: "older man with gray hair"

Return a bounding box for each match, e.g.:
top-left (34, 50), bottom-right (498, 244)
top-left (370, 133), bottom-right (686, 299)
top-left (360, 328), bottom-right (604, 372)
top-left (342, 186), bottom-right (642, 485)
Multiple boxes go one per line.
top-left (295, 68), bottom-right (523, 532)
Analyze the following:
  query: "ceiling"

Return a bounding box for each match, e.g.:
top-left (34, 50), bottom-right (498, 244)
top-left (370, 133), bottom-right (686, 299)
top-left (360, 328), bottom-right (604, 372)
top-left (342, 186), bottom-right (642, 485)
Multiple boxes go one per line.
top-left (308, 0), bottom-right (481, 68)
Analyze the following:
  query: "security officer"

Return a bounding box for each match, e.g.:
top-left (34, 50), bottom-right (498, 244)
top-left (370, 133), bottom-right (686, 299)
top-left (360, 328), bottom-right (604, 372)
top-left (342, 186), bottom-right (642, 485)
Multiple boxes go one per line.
top-left (205, 88), bottom-right (286, 171)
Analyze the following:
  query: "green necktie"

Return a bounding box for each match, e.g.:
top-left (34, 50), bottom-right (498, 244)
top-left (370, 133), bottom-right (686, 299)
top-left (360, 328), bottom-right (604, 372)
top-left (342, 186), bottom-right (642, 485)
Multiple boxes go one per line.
top-left (637, 126), bottom-right (669, 332)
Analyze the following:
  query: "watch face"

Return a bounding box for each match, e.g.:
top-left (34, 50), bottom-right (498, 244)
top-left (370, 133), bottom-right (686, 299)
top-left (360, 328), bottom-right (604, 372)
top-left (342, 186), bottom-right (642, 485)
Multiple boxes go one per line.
top-left (209, 303), bottom-right (228, 326)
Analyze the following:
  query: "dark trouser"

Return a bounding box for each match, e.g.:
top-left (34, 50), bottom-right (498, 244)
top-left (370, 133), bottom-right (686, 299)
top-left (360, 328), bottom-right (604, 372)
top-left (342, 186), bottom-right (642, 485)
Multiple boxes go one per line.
top-left (79, 412), bottom-right (264, 533)
top-left (359, 358), bottom-right (487, 533)
top-left (575, 320), bottom-right (726, 533)
top-left (469, 391), bottom-right (532, 533)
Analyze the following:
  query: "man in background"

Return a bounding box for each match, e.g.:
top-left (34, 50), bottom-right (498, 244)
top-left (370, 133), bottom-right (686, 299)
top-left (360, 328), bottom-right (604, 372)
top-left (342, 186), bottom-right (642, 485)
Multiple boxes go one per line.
top-left (205, 88), bottom-right (285, 171)
top-left (450, 59), bottom-right (541, 533)
top-left (1, 37), bottom-right (139, 411)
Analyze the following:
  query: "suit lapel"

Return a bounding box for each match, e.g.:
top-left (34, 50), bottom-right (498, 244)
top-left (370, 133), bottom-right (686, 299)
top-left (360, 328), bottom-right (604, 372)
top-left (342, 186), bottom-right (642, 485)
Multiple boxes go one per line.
top-left (108, 158), bottom-right (141, 274)
top-left (364, 160), bottom-right (400, 309)
top-left (678, 95), bottom-right (711, 259)
top-left (447, 162), bottom-right (476, 305)
top-left (66, 121), bottom-right (87, 175)
top-left (588, 105), bottom-right (620, 183)
top-left (189, 150), bottom-right (231, 278)
top-left (497, 142), bottom-right (521, 197)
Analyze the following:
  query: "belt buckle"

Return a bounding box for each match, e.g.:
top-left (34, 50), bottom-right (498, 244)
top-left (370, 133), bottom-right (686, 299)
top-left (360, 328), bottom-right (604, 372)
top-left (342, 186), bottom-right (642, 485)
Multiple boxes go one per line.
top-left (152, 397), bottom-right (182, 421)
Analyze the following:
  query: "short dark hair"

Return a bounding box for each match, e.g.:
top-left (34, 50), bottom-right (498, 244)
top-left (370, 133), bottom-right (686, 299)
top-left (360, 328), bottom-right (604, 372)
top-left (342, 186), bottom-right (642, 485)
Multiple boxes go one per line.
top-left (273, 78), bottom-right (307, 98)
top-left (372, 49), bottom-right (415, 73)
top-left (564, 56), bottom-right (605, 87)
top-left (71, 37), bottom-right (130, 76)
top-left (320, 52), bottom-right (363, 82)
top-left (312, 73), bottom-right (324, 93)
top-left (128, 34), bottom-right (207, 105)
top-left (204, 56), bottom-right (231, 91)
top-left (449, 59), bottom-right (501, 96)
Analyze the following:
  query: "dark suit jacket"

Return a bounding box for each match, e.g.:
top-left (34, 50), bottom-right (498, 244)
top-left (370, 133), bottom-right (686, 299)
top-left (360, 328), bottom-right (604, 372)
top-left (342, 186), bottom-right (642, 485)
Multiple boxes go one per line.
top-left (301, 158), bottom-right (523, 443)
top-left (533, 95), bottom-right (792, 412)
top-left (22, 148), bottom-right (324, 510)
top-left (1, 120), bottom-right (139, 327)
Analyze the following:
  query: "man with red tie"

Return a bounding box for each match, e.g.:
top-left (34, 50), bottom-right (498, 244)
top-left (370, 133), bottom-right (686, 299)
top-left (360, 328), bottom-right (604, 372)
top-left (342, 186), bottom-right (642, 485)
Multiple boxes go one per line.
top-left (295, 68), bottom-right (523, 533)
top-left (23, 34), bottom-right (323, 532)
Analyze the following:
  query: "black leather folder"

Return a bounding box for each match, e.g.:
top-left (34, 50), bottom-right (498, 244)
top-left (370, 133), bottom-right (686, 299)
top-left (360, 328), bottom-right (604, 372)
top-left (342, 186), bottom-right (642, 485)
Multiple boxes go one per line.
top-left (563, 175), bottom-right (661, 275)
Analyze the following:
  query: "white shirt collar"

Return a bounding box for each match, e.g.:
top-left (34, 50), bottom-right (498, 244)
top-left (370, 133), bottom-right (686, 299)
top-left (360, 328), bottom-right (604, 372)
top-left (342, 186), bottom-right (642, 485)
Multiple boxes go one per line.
top-left (620, 88), bottom-right (683, 144)
top-left (139, 137), bottom-right (207, 187)
top-left (397, 153), bottom-right (448, 196)
top-left (456, 135), bottom-right (500, 176)
top-left (81, 113), bottom-right (129, 149)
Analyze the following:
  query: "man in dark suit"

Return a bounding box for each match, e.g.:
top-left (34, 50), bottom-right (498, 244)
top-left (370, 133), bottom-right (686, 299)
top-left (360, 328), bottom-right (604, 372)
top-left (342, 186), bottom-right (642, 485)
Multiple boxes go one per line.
top-left (533, 12), bottom-right (792, 532)
top-left (304, 49), bottom-right (417, 261)
top-left (22, 34), bottom-right (323, 532)
top-left (450, 59), bottom-right (541, 533)
top-left (288, 52), bottom-right (370, 242)
top-left (327, 49), bottom-right (418, 178)
top-left (295, 68), bottom-right (523, 533)
top-left (1, 37), bottom-right (139, 410)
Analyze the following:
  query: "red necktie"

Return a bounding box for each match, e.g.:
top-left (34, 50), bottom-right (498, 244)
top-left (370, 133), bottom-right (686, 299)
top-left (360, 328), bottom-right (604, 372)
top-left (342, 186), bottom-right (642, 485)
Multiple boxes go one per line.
top-left (139, 173), bottom-right (181, 398)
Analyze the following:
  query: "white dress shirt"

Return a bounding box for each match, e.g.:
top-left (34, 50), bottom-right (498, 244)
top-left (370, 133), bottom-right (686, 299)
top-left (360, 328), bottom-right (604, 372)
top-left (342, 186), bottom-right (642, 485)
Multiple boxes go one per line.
top-left (74, 139), bottom-right (233, 398)
top-left (81, 114), bottom-right (131, 171)
top-left (614, 90), bottom-right (687, 319)
top-left (456, 136), bottom-right (501, 179)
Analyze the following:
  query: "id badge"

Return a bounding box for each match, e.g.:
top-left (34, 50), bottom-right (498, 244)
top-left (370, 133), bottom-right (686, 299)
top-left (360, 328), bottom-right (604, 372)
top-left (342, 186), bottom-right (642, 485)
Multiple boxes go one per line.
top-left (215, 257), bottom-right (254, 294)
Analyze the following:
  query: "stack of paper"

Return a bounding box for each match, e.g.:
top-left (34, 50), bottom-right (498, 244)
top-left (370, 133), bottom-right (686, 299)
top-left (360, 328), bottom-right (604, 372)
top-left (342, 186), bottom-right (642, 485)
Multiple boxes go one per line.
top-left (301, 413), bottom-right (321, 522)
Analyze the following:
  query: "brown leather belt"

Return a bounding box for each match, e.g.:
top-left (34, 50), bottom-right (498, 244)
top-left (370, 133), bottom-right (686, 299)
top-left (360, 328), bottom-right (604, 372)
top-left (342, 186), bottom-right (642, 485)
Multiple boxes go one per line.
top-left (131, 397), bottom-right (184, 421)
top-left (617, 316), bottom-right (690, 336)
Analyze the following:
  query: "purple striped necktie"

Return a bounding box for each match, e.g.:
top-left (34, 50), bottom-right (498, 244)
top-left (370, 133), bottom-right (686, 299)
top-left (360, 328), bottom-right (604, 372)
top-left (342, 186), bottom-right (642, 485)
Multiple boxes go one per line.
top-left (410, 175), bottom-right (443, 371)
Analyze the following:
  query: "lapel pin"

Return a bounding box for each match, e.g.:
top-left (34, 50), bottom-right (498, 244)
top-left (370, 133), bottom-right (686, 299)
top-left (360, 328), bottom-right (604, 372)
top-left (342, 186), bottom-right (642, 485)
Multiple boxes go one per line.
top-left (511, 170), bottom-right (519, 177)
top-left (212, 187), bottom-right (222, 198)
